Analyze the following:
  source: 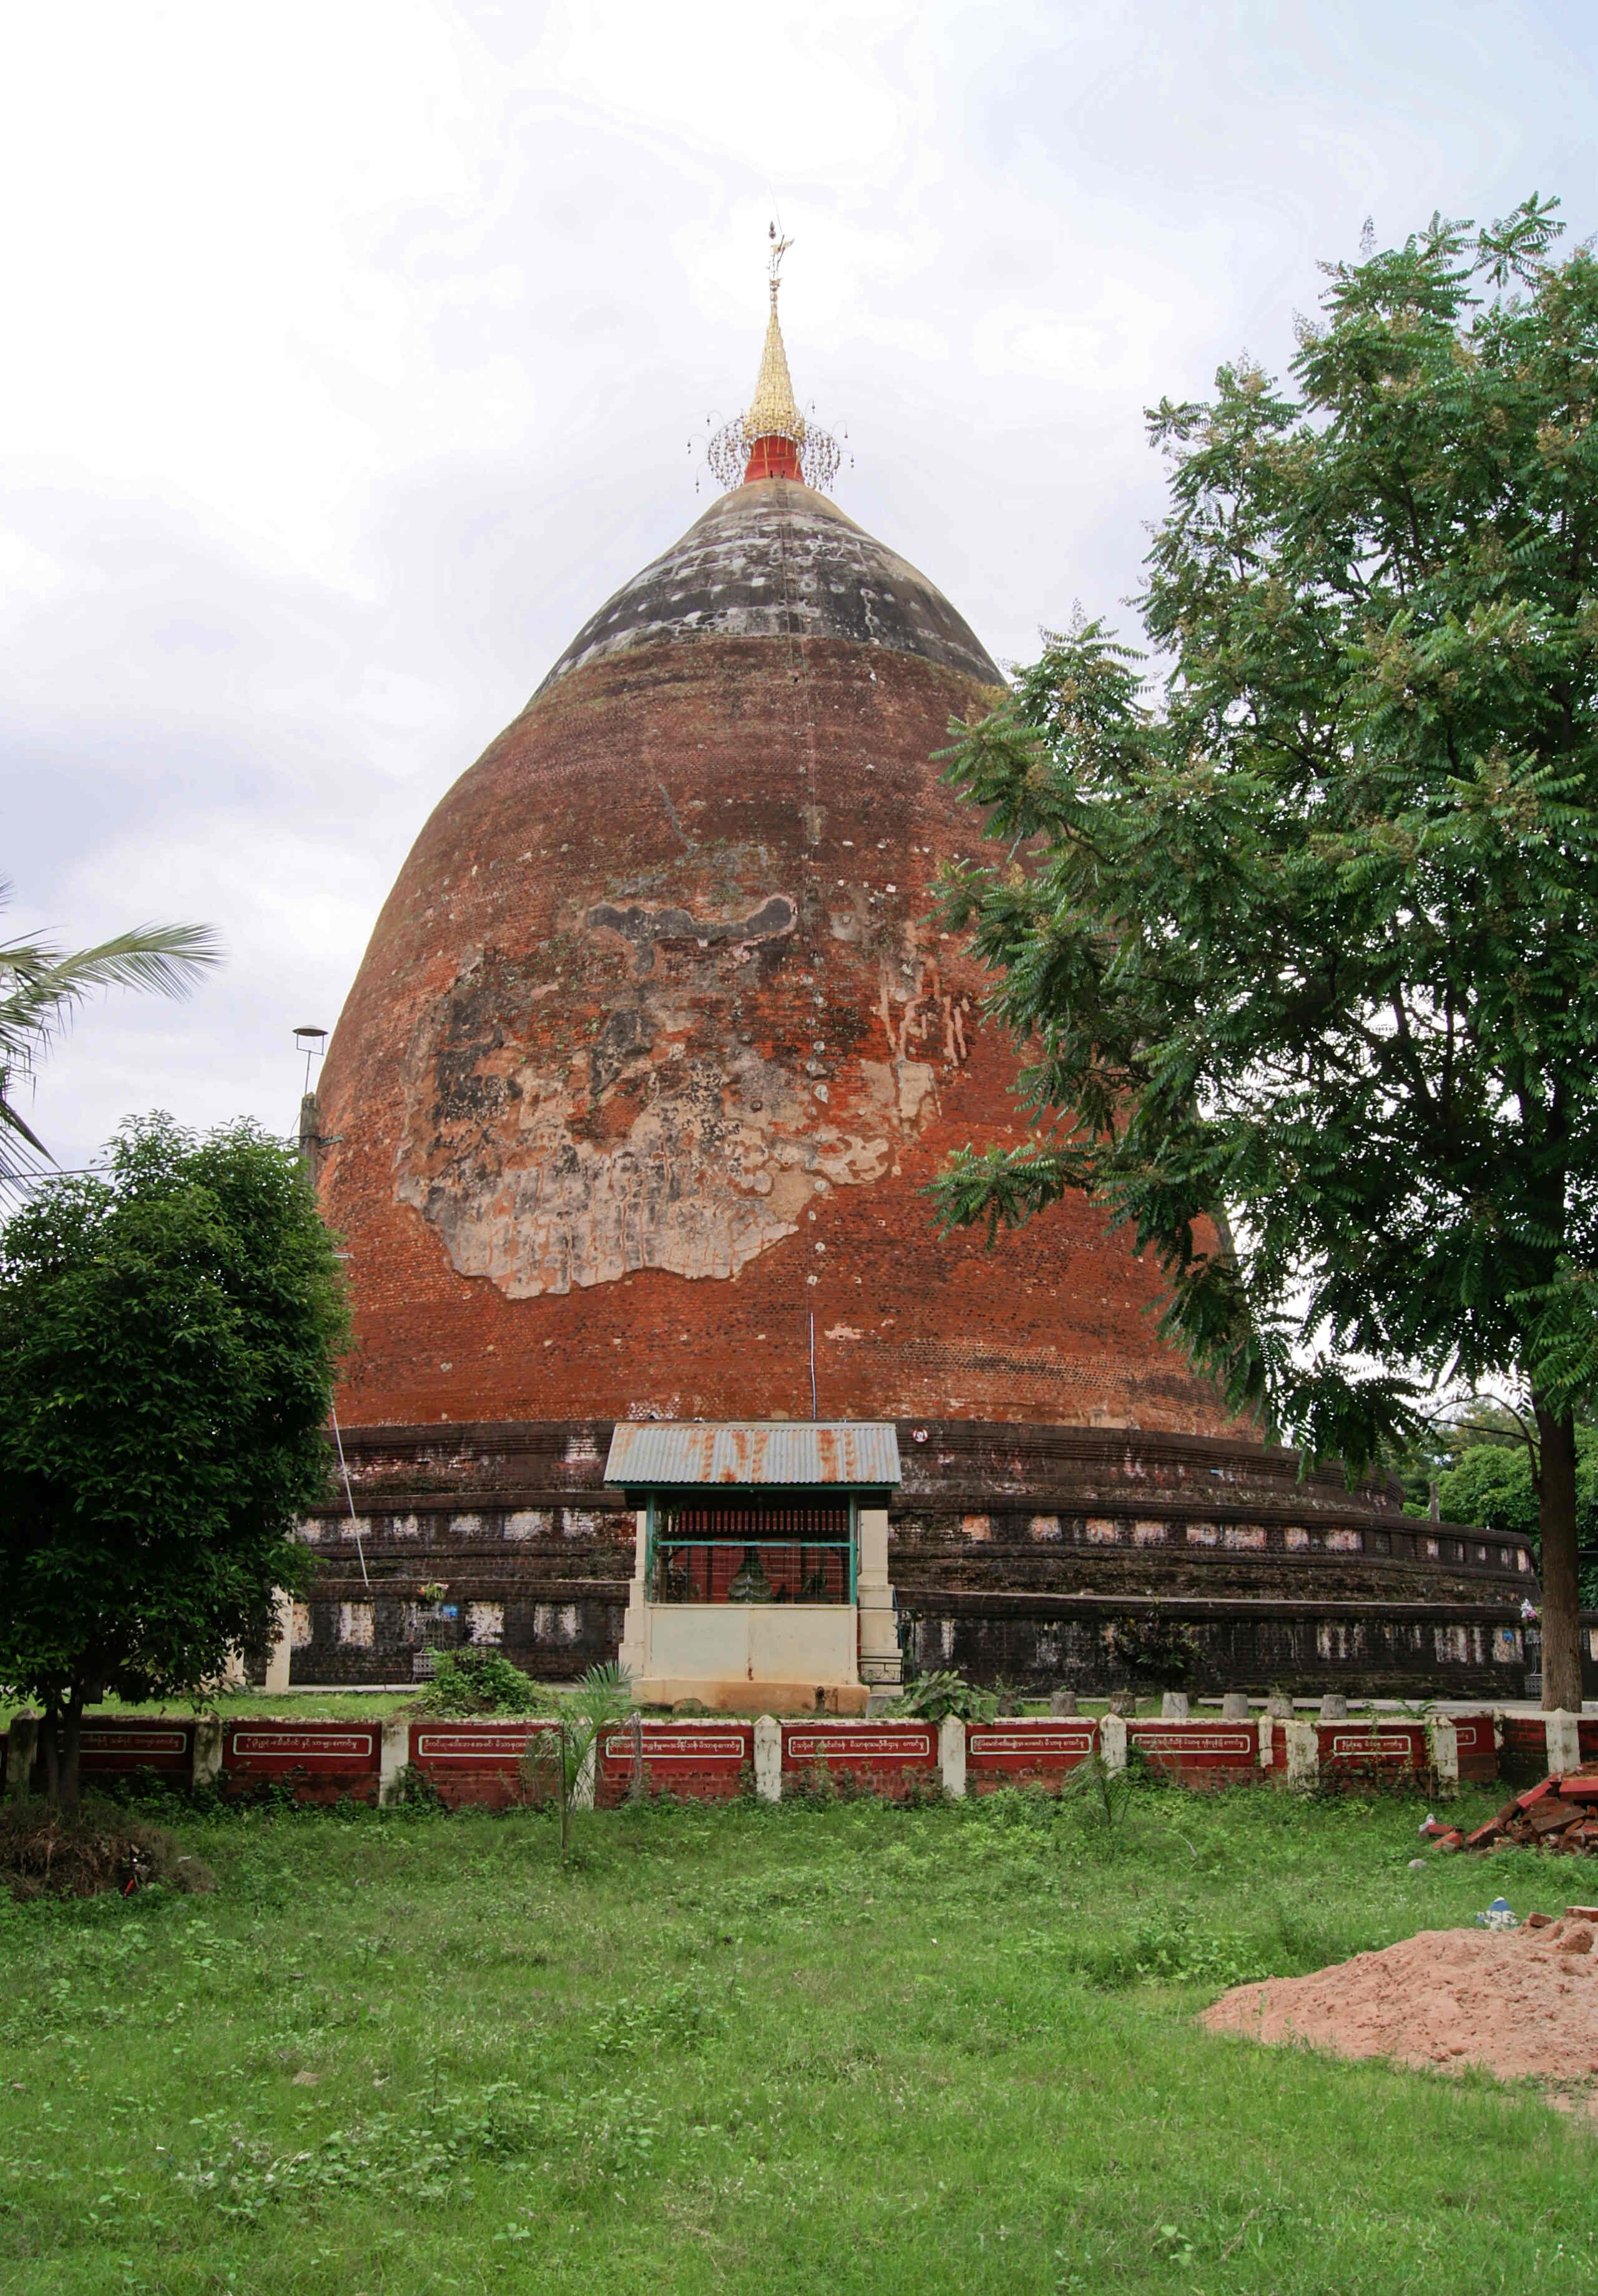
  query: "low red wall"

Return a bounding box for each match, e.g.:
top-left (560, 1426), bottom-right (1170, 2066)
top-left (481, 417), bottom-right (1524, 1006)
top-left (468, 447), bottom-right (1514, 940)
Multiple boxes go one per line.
top-left (966, 1718), bottom-right (1097, 1791)
top-left (0, 1706), bottom-right (1550, 1809)
top-left (222, 1722), bottom-right (381, 1804)
top-left (408, 1721), bottom-right (555, 1809)
top-left (1501, 1714), bottom-right (1549, 1764)
top-left (782, 1719), bottom-right (938, 1797)
top-left (1130, 1721), bottom-right (1258, 1778)
top-left (1316, 1721), bottom-right (1429, 1776)
top-left (597, 1721), bottom-right (753, 1805)
top-left (1451, 1713), bottom-right (1498, 1782)
top-left (81, 1723), bottom-right (197, 1780)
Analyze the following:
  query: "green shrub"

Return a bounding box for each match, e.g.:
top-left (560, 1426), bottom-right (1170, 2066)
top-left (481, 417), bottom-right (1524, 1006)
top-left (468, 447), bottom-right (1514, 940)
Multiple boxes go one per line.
top-left (417, 1649), bottom-right (553, 1716)
top-left (888, 1669), bottom-right (997, 1722)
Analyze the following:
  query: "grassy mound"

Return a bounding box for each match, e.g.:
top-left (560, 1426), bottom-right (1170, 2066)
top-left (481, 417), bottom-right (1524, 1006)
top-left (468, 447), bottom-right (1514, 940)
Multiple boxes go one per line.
top-left (0, 1795), bottom-right (216, 1900)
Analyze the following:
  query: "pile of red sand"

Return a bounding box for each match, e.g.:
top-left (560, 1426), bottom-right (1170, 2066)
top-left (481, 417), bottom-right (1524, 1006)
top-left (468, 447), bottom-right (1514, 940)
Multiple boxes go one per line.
top-left (1203, 1910), bottom-right (1598, 2114)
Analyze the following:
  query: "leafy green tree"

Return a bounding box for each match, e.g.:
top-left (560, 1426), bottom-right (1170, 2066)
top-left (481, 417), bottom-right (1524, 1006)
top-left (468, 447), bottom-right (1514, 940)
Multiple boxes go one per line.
top-left (1437, 1427), bottom-right (1598, 1606)
top-left (0, 885), bottom-right (218, 1181)
top-left (0, 1116), bottom-right (348, 1808)
top-left (933, 198), bottom-right (1598, 1711)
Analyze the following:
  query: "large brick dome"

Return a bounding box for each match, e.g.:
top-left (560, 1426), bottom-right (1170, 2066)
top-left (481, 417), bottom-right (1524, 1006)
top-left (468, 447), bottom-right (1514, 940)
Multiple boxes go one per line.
top-left (315, 474), bottom-right (1233, 1434)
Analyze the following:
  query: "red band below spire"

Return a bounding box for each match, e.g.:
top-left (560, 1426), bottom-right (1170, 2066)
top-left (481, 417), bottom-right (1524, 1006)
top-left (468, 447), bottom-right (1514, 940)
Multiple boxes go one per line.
top-left (743, 434), bottom-right (803, 483)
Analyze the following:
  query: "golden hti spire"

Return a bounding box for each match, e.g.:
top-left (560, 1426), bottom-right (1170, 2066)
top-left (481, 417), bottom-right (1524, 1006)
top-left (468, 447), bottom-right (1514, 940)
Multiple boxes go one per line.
top-left (705, 225), bottom-right (841, 494)
top-left (743, 230), bottom-right (806, 444)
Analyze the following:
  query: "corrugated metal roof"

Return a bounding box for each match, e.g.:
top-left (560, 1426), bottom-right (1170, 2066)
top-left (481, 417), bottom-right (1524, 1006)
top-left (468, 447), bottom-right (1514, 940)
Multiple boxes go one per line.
top-left (604, 1421), bottom-right (901, 1488)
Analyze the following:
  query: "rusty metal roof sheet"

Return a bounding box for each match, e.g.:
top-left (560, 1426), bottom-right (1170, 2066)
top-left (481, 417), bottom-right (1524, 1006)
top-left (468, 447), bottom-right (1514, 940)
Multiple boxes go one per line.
top-left (605, 1421), bottom-right (901, 1489)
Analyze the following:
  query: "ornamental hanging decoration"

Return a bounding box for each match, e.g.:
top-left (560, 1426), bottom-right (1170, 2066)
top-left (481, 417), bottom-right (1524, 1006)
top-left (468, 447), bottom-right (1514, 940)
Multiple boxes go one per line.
top-left (707, 225), bottom-right (842, 495)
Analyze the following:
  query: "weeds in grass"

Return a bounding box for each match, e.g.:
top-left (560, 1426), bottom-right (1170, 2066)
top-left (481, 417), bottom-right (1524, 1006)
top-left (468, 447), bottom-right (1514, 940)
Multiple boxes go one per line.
top-left (1, 1780), bottom-right (1592, 2296)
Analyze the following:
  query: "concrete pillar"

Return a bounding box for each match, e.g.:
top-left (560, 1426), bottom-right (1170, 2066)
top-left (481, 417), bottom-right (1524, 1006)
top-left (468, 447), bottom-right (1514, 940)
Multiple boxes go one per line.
top-left (855, 1506), bottom-right (901, 1689)
top-left (1257, 1716), bottom-right (1275, 1769)
top-left (1320, 1693), bottom-right (1348, 1721)
top-left (1049, 1689), bottom-right (1079, 1716)
top-left (192, 1717), bottom-right (225, 1792)
top-left (617, 1508), bottom-right (649, 1686)
top-left (938, 1714), bottom-right (966, 1799)
top-left (1430, 1714), bottom-right (1459, 1787)
top-left (5, 1714), bottom-right (38, 1800)
top-left (1107, 1691), bottom-right (1135, 1717)
top-left (1545, 1709), bottom-right (1582, 1776)
top-left (378, 1717), bottom-right (409, 1806)
top-left (1100, 1711), bottom-right (1128, 1774)
top-left (1265, 1690), bottom-right (1293, 1719)
top-left (1160, 1691), bottom-right (1190, 1719)
top-left (263, 1589), bottom-right (294, 1695)
top-left (753, 1714), bottom-right (782, 1802)
top-left (1285, 1720), bottom-right (1320, 1786)
top-left (1222, 1693), bottom-right (1250, 1721)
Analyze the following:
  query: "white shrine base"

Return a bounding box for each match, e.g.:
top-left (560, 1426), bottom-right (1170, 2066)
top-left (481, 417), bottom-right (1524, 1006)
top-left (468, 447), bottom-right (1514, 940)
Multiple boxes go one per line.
top-left (619, 1601), bottom-right (871, 1714)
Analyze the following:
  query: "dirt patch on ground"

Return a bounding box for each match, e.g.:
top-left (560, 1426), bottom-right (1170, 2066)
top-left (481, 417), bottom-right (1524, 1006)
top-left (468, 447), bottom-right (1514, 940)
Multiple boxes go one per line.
top-left (1203, 1915), bottom-right (1598, 2116)
top-left (0, 1797), bottom-right (216, 1900)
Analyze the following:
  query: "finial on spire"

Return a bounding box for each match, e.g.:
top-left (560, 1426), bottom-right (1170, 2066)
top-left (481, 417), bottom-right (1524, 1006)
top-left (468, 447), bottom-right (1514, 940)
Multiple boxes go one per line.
top-left (707, 227), bottom-right (841, 494)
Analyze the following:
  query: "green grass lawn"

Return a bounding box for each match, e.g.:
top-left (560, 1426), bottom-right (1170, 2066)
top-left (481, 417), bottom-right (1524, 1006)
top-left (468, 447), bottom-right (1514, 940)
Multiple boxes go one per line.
top-left (2, 1779), bottom-right (1594, 2296)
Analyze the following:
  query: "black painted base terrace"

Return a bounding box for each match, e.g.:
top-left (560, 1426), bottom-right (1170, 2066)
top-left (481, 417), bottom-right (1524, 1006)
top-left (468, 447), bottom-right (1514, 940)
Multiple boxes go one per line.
top-left (283, 1418), bottom-right (1563, 1702)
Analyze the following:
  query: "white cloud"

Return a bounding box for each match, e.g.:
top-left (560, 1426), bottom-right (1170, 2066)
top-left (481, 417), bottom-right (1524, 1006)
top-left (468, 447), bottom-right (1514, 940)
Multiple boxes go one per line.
top-left (4, 0), bottom-right (1595, 1167)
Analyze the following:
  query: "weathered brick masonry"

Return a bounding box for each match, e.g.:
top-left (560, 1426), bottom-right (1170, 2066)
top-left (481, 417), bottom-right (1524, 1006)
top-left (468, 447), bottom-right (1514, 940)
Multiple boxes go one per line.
top-left (294, 1417), bottom-right (1534, 1698)
top-left (301, 464), bottom-right (1544, 1700)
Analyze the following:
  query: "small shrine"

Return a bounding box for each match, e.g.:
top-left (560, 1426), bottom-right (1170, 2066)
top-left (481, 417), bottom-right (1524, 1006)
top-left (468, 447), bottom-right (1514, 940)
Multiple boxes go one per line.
top-left (610, 1422), bottom-right (902, 1713)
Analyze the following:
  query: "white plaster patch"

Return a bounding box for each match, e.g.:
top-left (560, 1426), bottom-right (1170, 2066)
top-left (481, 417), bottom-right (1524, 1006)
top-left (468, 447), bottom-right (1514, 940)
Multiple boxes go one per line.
top-left (337, 1602), bottom-right (375, 1647)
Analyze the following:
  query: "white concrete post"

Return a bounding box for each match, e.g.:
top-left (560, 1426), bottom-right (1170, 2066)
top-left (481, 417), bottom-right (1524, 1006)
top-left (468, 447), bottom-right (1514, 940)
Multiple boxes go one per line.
top-left (855, 1505), bottom-right (901, 1689)
top-left (617, 1508), bottom-right (650, 1684)
top-left (1285, 1720), bottom-right (1320, 1786)
top-left (192, 1717), bottom-right (225, 1792)
top-left (5, 1714), bottom-right (38, 1800)
top-left (1429, 1714), bottom-right (1459, 1788)
top-left (1257, 1716), bottom-right (1275, 1770)
top-left (262, 1589), bottom-right (295, 1695)
top-left (378, 1717), bottom-right (409, 1805)
top-left (1545, 1709), bottom-right (1582, 1776)
top-left (938, 1713), bottom-right (966, 1799)
top-left (1160, 1691), bottom-right (1190, 1719)
top-left (753, 1714), bottom-right (782, 1802)
top-left (1099, 1711), bottom-right (1128, 1774)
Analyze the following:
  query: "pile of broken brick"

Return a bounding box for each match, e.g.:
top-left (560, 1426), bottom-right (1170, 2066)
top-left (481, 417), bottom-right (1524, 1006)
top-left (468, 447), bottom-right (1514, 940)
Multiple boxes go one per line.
top-left (1422, 1771), bottom-right (1598, 1855)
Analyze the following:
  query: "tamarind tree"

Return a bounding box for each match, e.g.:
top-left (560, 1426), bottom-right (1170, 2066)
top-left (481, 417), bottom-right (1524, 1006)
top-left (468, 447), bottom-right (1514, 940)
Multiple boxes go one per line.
top-left (934, 198), bottom-right (1598, 1711)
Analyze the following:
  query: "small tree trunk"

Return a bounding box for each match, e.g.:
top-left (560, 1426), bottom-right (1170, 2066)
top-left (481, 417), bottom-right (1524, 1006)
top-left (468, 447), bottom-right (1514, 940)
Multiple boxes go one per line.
top-left (40, 1699), bottom-right (61, 1809)
top-left (1534, 1394), bottom-right (1584, 1714)
top-left (59, 1688), bottom-right (84, 1817)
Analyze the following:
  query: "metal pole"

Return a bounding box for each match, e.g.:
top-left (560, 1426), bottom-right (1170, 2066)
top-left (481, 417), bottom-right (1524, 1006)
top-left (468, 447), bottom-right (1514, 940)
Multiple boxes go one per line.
top-left (329, 1403), bottom-right (371, 1590)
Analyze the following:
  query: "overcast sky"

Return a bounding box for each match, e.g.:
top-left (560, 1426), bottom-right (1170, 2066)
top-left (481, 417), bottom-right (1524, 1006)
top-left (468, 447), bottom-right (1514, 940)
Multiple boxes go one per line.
top-left (4, 0), bottom-right (1594, 1174)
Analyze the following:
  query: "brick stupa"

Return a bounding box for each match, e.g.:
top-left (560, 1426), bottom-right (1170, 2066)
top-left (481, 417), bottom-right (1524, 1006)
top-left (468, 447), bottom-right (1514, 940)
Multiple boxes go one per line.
top-left (292, 250), bottom-right (1531, 1702)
